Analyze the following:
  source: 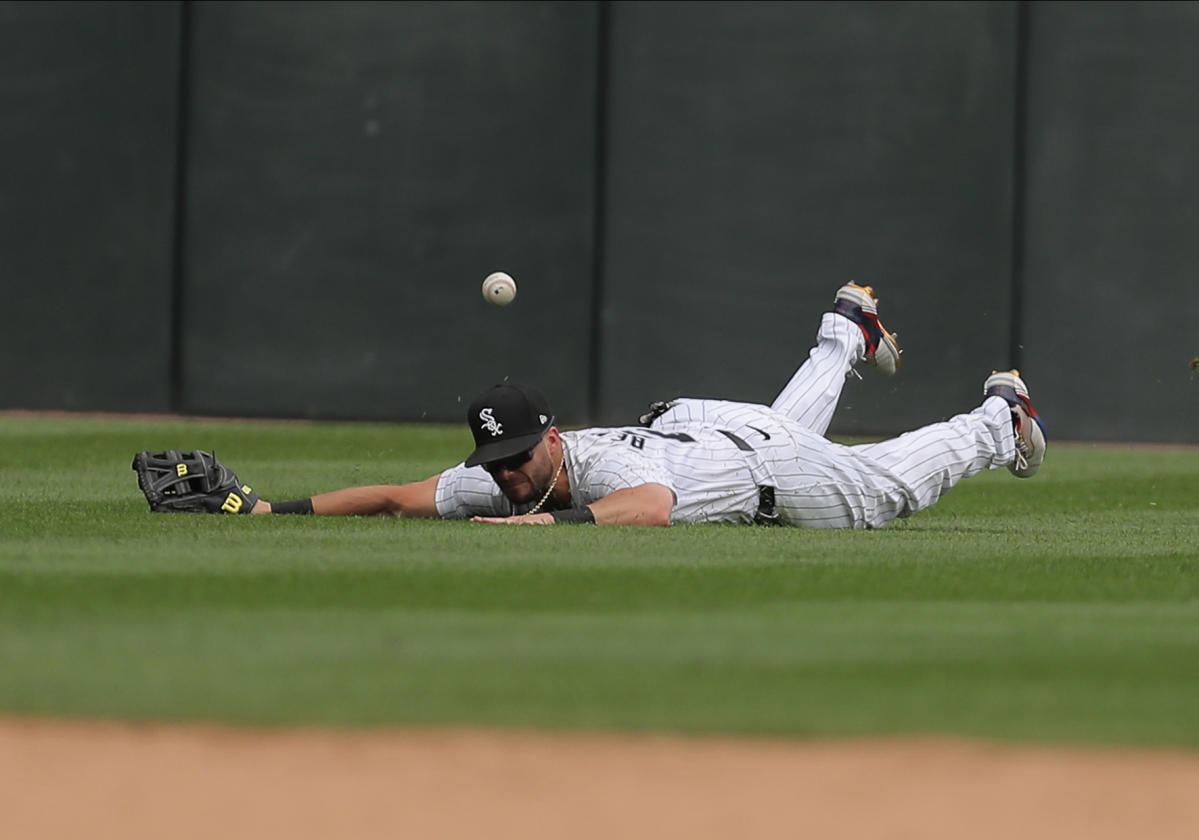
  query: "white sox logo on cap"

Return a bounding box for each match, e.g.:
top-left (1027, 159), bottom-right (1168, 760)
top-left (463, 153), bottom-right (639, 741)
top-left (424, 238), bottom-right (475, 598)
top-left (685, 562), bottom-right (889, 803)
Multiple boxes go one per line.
top-left (479, 407), bottom-right (503, 436)
top-left (464, 382), bottom-right (553, 468)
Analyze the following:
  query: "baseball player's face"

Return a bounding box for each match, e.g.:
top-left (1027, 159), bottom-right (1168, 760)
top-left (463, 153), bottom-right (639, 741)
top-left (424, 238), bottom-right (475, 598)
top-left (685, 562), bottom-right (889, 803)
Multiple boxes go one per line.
top-left (486, 436), bottom-right (557, 505)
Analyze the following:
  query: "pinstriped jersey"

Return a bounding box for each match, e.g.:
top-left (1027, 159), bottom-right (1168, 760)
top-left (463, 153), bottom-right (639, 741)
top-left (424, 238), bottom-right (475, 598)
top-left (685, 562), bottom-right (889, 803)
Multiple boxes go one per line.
top-left (562, 426), bottom-right (760, 523)
top-left (433, 422), bottom-right (762, 523)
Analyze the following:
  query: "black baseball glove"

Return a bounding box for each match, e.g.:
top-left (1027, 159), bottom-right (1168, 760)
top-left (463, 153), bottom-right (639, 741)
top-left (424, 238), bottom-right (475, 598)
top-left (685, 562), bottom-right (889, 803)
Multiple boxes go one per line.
top-left (131, 449), bottom-right (259, 514)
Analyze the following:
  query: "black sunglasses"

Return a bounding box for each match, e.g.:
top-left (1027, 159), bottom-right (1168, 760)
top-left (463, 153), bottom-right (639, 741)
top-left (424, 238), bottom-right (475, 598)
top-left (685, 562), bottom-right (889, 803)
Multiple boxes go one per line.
top-left (483, 447), bottom-right (535, 474)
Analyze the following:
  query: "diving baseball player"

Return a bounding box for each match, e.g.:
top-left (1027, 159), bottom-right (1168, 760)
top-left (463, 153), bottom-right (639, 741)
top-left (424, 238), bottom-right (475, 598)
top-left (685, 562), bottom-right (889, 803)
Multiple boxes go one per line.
top-left (132, 284), bottom-right (1046, 528)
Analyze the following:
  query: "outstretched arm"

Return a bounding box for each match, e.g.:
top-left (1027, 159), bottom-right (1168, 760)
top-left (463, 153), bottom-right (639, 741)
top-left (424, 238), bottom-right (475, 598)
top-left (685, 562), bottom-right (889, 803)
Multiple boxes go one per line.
top-left (472, 482), bottom-right (675, 527)
top-left (253, 474), bottom-right (442, 518)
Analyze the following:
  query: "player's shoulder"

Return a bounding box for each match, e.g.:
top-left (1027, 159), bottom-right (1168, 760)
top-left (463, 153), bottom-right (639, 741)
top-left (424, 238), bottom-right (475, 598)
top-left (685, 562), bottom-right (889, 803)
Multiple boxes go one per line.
top-left (434, 461), bottom-right (516, 519)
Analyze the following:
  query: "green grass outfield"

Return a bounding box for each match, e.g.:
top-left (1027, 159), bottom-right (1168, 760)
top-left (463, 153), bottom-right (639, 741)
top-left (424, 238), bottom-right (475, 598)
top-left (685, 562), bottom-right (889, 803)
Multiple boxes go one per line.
top-left (1, 414), bottom-right (1196, 748)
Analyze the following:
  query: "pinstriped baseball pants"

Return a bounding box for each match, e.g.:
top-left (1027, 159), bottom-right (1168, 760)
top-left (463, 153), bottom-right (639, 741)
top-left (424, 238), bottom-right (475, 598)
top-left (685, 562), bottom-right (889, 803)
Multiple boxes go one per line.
top-left (659, 312), bottom-right (1019, 529)
top-left (770, 312), bottom-right (1018, 528)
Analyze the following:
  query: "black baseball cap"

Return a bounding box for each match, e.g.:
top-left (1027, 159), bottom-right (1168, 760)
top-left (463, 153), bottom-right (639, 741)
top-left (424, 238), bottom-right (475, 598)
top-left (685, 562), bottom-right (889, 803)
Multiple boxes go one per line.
top-left (463, 383), bottom-right (555, 468)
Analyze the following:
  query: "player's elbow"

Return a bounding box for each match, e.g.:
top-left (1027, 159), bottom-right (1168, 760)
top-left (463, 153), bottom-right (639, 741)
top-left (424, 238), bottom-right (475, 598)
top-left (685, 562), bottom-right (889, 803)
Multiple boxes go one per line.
top-left (642, 506), bottom-right (672, 527)
top-left (381, 477), bottom-right (441, 519)
top-left (633, 487), bottom-right (675, 527)
top-left (380, 490), bottom-right (410, 517)
top-left (595, 484), bottom-right (674, 526)
top-left (614, 505), bottom-right (671, 527)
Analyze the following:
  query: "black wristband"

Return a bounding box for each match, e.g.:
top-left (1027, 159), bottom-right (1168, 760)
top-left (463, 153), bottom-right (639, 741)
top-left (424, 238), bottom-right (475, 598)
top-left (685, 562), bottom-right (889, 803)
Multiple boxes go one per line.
top-left (549, 506), bottom-right (596, 524)
top-left (271, 498), bottom-right (314, 515)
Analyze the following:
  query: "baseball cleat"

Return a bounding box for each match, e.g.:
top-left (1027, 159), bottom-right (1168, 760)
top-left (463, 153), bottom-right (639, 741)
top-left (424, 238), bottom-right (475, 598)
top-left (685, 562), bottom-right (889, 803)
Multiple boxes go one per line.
top-left (832, 283), bottom-right (902, 375)
top-left (983, 369), bottom-right (1047, 478)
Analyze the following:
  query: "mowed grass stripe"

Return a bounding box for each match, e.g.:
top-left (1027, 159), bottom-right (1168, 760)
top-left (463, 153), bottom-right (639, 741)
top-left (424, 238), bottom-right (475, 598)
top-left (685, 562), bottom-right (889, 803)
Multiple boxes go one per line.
top-left (0, 604), bottom-right (1195, 743)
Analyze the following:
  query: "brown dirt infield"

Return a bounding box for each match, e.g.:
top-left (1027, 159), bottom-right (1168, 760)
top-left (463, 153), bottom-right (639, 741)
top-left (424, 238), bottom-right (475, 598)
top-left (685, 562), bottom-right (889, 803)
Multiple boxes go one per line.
top-left (3, 718), bottom-right (1197, 840)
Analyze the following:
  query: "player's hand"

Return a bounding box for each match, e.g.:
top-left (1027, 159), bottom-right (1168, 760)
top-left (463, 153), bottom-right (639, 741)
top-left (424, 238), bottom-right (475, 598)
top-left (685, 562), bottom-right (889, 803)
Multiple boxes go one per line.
top-left (471, 513), bottom-right (554, 525)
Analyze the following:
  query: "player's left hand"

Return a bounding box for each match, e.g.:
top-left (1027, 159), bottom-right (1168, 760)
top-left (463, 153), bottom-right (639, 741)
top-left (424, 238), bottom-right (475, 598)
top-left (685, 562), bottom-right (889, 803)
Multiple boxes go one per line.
top-left (471, 513), bottom-right (554, 525)
top-left (132, 449), bottom-right (259, 514)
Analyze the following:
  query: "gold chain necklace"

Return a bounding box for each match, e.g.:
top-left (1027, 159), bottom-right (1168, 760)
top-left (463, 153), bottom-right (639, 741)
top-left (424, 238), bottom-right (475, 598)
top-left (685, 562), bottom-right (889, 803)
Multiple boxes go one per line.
top-left (526, 451), bottom-right (566, 515)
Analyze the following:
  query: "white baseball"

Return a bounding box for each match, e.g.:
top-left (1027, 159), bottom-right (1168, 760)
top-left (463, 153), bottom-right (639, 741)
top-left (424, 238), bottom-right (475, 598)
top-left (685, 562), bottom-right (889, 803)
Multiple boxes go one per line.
top-left (482, 271), bottom-right (517, 306)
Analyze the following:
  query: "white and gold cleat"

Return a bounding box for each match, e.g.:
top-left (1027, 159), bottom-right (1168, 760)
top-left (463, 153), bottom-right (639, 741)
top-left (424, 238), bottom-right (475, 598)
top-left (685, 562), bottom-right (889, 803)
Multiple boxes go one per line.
top-left (983, 369), bottom-right (1047, 478)
top-left (832, 283), bottom-right (902, 375)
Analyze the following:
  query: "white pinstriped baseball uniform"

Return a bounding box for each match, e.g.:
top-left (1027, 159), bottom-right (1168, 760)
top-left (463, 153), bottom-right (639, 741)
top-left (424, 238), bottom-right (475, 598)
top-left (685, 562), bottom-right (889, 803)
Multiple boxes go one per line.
top-left (435, 312), bottom-right (1018, 529)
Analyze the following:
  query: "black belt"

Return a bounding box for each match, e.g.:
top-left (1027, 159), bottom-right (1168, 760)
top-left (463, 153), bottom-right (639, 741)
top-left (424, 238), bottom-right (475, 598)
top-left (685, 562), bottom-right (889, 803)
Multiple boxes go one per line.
top-left (716, 430), bottom-right (779, 526)
top-left (754, 485), bottom-right (781, 526)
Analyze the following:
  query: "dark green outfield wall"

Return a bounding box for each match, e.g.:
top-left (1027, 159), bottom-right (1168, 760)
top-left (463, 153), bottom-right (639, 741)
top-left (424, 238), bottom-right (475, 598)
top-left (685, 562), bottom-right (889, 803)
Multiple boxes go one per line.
top-left (0, 1), bottom-right (1195, 442)
top-left (179, 1), bottom-right (599, 423)
top-left (0, 2), bottom-right (181, 412)
top-left (1020, 2), bottom-right (1199, 443)
top-left (597, 1), bottom-right (1018, 431)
